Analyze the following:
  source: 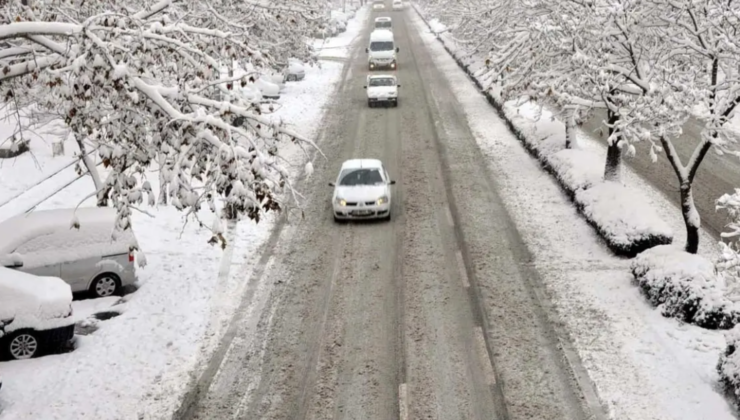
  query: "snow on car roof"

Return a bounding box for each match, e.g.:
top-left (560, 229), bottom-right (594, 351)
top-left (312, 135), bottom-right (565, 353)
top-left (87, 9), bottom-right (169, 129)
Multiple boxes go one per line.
top-left (0, 266), bottom-right (72, 323)
top-left (0, 207), bottom-right (127, 255)
top-left (370, 29), bottom-right (394, 41)
top-left (341, 159), bottom-right (383, 170)
top-left (375, 17), bottom-right (392, 21)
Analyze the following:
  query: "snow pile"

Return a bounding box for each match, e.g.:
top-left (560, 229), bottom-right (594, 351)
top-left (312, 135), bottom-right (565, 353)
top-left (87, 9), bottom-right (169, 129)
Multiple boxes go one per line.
top-left (631, 245), bottom-right (739, 329)
top-left (428, 18), bottom-right (447, 34)
top-left (0, 267), bottom-right (73, 334)
top-left (412, 4), bottom-right (673, 256)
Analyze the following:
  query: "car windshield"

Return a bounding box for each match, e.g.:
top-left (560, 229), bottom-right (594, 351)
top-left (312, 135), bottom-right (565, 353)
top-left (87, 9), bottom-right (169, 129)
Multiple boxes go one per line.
top-left (369, 78), bottom-right (395, 87)
top-left (339, 168), bottom-right (385, 186)
top-left (375, 22), bottom-right (391, 28)
top-left (370, 41), bottom-right (394, 51)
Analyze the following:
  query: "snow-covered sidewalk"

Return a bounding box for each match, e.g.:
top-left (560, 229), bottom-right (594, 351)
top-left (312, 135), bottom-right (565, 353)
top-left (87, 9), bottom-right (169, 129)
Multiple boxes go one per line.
top-left (410, 10), bottom-right (735, 420)
top-left (0, 7), bottom-right (367, 419)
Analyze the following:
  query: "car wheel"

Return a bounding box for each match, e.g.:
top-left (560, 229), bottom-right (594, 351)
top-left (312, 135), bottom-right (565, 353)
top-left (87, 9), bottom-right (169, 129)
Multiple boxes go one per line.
top-left (4, 330), bottom-right (40, 360)
top-left (90, 273), bottom-right (121, 298)
top-left (384, 212), bottom-right (392, 222)
top-left (333, 215), bottom-right (344, 223)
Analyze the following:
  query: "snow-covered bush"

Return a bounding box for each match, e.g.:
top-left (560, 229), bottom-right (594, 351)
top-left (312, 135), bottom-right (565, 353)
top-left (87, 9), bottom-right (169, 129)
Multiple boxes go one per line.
top-left (0, 0), bottom-right (327, 244)
top-left (718, 325), bottom-right (740, 407)
top-left (631, 245), bottom-right (739, 329)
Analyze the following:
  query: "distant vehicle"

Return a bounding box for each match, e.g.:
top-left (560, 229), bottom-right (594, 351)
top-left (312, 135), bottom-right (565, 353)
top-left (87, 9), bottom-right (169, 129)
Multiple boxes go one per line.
top-left (329, 159), bottom-right (396, 222)
top-left (374, 17), bottom-right (392, 29)
top-left (0, 267), bottom-right (76, 360)
top-left (0, 207), bottom-right (139, 298)
top-left (364, 74), bottom-right (400, 107)
top-left (366, 29), bottom-right (399, 70)
top-left (372, 1), bottom-right (385, 10)
top-left (392, 0), bottom-right (404, 10)
top-left (285, 58), bottom-right (306, 82)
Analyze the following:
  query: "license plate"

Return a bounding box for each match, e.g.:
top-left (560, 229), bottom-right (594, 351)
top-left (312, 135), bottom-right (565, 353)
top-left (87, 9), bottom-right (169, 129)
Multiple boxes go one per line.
top-left (353, 210), bottom-right (372, 216)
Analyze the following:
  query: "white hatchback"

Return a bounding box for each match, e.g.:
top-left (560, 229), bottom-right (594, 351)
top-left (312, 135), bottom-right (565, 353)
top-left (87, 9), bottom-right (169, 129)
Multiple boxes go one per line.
top-left (365, 74), bottom-right (400, 107)
top-left (392, 0), bottom-right (403, 10)
top-left (329, 159), bottom-right (396, 222)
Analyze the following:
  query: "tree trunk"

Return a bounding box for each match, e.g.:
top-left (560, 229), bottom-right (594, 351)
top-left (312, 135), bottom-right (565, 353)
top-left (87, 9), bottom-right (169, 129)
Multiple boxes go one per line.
top-left (564, 107), bottom-right (577, 149)
top-left (680, 181), bottom-right (700, 254)
top-left (75, 134), bottom-right (107, 206)
top-left (603, 110), bottom-right (621, 182)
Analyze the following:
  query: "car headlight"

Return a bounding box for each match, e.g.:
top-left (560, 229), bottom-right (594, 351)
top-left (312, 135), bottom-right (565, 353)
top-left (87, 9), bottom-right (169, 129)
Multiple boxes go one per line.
top-left (376, 196), bottom-right (389, 205)
top-left (336, 198), bottom-right (347, 206)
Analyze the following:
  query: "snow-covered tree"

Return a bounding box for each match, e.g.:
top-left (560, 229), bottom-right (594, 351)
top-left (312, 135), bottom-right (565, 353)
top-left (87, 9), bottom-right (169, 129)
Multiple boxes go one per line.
top-left (0, 0), bottom-right (327, 244)
top-left (640, 0), bottom-right (740, 254)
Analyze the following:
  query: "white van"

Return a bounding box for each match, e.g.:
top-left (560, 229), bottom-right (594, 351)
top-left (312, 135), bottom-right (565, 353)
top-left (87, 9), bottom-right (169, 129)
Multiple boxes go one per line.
top-left (0, 207), bottom-right (140, 298)
top-left (366, 29), bottom-right (399, 70)
top-left (0, 267), bottom-right (76, 360)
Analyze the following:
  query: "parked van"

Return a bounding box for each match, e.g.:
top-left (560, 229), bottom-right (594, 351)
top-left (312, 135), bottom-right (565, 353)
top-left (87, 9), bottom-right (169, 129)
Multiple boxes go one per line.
top-left (0, 207), bottom-right (140, 298)
top-left (366, 29), bottom-right (399, 70)
top-left (374, 17), bottom-right (392, 29)
top-left (0, 267), bottom-right (76, 360)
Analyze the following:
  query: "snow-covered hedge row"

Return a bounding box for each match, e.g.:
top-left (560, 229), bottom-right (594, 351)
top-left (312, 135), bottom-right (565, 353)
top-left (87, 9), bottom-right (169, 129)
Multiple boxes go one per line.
top-left (412, 5), bottom-right (673, 257)
top-left (631, 245), bottom-right (740, 329)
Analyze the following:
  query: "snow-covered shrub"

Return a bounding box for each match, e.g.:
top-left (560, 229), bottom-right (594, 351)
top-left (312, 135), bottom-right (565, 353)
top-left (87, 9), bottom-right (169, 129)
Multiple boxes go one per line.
top-left (631, 245), bottom-right (740, 329)
top-left (718, 325), bottom-right (740, 407)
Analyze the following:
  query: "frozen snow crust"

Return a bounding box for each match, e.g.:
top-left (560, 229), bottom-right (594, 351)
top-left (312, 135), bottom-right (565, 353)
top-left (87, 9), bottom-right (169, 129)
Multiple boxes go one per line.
top-left (412, 7), bottom-right (673, 257)
top-left (631, 245), bottom-right (740, 330)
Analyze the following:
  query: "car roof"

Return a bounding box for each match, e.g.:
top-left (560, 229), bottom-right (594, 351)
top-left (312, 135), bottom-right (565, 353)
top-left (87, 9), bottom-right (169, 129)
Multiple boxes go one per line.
top-left (367, 74), bottom-right (396, 81)
top-left (375, 17), bottom-right (392, 21)
top-left (341, 159), bottom-right (383, 170)
top-left (370, 30), bottom-right (394, 41)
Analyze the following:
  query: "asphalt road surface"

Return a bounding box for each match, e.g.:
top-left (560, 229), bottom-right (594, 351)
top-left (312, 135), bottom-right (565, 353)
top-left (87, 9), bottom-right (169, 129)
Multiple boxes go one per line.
top-left (181, 8), bottom-right (599, 420)
top-left (582, 111), bottom-right (740, 241)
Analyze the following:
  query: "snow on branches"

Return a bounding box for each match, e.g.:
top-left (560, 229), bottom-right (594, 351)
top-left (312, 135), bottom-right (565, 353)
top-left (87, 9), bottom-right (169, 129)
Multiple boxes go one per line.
top-left (0, 0), bottom-right (327, 245)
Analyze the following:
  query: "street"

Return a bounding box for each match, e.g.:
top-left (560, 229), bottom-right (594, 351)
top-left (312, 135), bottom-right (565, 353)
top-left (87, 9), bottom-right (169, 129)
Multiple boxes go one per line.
top-left (182, 9), bottom-right (593, 420)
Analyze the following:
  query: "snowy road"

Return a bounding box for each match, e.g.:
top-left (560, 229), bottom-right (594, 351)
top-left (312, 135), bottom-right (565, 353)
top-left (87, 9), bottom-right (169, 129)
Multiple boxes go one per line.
top-left (582, 110), bottom-right (740, 241)
top-left (180, 10), bottom-right (596, 420)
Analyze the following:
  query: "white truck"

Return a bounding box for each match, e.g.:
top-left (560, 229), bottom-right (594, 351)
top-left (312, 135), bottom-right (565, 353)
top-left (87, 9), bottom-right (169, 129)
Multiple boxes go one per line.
top-left (366, 29), bottom-right (399, 71)
top-left (374, 17), bottom-right (392, 29)
top-left (364, 74), bottom-right (400, 107)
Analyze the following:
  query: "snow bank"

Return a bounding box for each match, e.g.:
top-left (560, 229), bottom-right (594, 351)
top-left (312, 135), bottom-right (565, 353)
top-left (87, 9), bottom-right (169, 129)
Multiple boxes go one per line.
top-left (412, 4), bottom-right (672, 257)
top-left (631, 245), bottom-right (740, 329)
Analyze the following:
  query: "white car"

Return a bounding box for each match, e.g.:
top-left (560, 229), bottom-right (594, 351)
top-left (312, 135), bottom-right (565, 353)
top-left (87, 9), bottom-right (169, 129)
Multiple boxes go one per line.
top-left (0, 267), bottom-right (76, 360)
top-left (372, 1), bottom-right (385, 10)
top-left (329, 159), bottom-right (396, 222)
top-left (374, 17), bottom-right (392, 30)
top-left (255, 76), bottom-right (280, 99)
top-left (365, 74), bottom-right (400, 107)
top-left (392, 0), bottom-right (403, 10)
top-left (285, 58), bottom-right (306, 82)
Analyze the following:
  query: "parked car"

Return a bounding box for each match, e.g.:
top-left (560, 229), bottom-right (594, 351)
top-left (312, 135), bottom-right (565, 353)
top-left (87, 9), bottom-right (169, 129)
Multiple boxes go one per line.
top-left (255, 76), bottom-right (281, 99)
top-left (0, 267), bottom-right (76, 360)
top-left (285, 58), bottom-right (306, 82)
top-left (0, 207), bottom-right (139, 298)
top-left (329, 159), bottom-right (396, 222)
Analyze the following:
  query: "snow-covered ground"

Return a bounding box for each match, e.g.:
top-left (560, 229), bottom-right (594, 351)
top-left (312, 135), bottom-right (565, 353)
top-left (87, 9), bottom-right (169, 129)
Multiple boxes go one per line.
top-left (0, 7), bottom-right (365, 419)
top-left (411, 10), bottom-right (735, 420)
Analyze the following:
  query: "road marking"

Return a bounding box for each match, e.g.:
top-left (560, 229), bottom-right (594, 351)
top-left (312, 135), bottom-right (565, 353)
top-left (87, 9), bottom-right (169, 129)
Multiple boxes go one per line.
top-left (399, 383), bottom-right (408, 420)
top-left (474, 326), bottom-right (496, 385)
top-left (456, 250), bottom-right (470, 288)
top-left (445, 206), bottom-right (454, 226)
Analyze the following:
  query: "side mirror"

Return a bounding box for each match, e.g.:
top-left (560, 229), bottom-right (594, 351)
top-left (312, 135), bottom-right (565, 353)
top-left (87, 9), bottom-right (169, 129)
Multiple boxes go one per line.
top-left (329, 182), bottom-right (335, 187)
top-left (389, 180), bottom-right (396, 185)
top-left (396, 47), bottom-right (400, 52)
top-left (363, 85), bottom-right (367, 89)
top-left (397, 84), bottom-right (401, 87)
top-left (1, 254), bottom-right (23, 268)
top-left (365, 47), bottom-right (369, 53)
